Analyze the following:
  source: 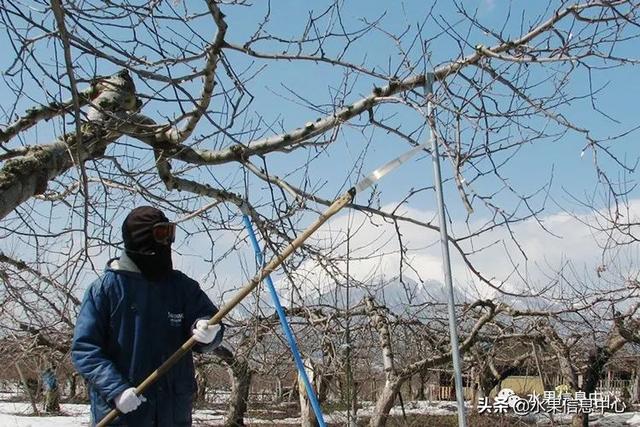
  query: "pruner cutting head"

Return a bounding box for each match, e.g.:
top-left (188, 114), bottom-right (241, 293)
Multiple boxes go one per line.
top-left (354, 143), bottom-right (429, 194)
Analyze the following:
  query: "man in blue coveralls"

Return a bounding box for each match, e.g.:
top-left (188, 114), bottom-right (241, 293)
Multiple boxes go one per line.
top-left (71, 206), bottom-right (224, 426)
top-left (41, 365), bottom-right (59, 413)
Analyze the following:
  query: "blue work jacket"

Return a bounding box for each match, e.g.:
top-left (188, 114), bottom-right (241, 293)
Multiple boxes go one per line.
top-left (71, 264), bottom-right (224, 426)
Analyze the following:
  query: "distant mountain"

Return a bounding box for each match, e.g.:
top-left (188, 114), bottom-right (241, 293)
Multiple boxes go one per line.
top-left (310, 275), bottom-right (469, 314)
top-left (227, 275), bottom-right (470, 320)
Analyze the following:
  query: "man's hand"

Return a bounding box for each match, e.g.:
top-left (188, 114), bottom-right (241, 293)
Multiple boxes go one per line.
top-left (114, 388), bottom-right (146, 414)
top-left (192, 320), bottom-right (221, 345)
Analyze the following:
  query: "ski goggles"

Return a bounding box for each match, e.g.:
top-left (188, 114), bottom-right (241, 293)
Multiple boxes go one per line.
top-left (152, 222), bottom-right (176, 245)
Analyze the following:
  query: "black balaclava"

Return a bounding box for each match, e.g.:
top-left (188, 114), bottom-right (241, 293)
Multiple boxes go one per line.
top-left (122, 206), bottom-right (173, 281)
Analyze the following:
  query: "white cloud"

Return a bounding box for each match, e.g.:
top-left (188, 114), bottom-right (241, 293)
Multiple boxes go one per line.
top-left (272, 198), bottom-right (640, 302)
top-left (482, 0), bottom-right (497, 12)
top-left (60, 197), bottom-right (637, 310)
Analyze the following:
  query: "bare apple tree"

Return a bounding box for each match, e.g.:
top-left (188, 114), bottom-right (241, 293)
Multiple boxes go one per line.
top-left (1, 0), bottom-right (639, 425)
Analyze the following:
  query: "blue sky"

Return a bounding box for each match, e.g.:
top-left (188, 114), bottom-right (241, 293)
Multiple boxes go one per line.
top-left (2, 1), bottom-right (637, 210)
top-left (215, 0), bottom-right (640, 214)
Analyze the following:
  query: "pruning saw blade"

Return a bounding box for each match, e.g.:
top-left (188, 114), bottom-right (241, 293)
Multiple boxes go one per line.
top-left (354, 143), bottom-right (428, 194)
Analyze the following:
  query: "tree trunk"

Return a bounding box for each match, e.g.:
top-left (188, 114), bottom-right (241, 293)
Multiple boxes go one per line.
top-left (68, 374), bottom-right (77, 400)
top-left (292, 380), bottom-right (300, 402)
top-left (470, 368), bottom-right (478, 413)
top-left (15, 363), bottom-right (38, 415)
top-left (213, 346), bottom-right (253, 427)
top-left (414, 371), bottom-right (425, 400)
top-left (478, 374), bottom-right (496, 399)
top-left (79, 379), bottom-right (89, 401)
top-left (572, 412), bottom-right (588, 427)
top-left (224, 359), bottom-right (252, 427)
top-left (317, 372), bottom-right (330, 403)
top-left (366, 297), bottom-right (402, 427)
top-left (348, 381), bottom-right (358, 427)
top-left (274, 377), bottom-right (283, 403)
top-left (299, 358), bottom-right (319, 427)
top-left (369, 379), bottom-right (402, 427)
top-left (44, 389), bottom-right (60, 413)
top-left (195, 366), bottom-right (208, 405)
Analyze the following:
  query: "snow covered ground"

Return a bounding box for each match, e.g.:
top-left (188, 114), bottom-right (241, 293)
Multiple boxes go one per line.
top-left (0, 401), bottom-right (90, 426)
top-left (2, 399), bottom-right (640, 426)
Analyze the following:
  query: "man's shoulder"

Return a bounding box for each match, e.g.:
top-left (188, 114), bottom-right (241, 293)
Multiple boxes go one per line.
top-left (171, 269), bottom-right (199, 286)
top-left (86, 269), bottom-right (122, 293)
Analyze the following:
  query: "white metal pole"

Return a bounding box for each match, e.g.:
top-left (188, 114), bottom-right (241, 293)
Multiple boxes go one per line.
top-left (425, 72), bottom-right (468, 427)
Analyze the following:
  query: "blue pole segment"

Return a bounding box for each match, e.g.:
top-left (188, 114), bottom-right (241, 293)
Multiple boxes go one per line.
top-left (241, 214), bottom-right (327, 427)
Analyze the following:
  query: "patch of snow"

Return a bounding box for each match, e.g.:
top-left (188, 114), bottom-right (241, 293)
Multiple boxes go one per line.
top-left (0, 402), bottom-right (90, 426)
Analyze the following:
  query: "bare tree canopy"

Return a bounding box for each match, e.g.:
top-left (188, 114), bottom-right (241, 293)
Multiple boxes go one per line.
top-left (1, 1), bottom-right (640, 425)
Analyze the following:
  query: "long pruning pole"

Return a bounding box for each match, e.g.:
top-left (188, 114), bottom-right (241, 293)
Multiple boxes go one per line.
top-left (97, 140), bottom-right (427, 426)
top-left (97, 189), bottom-right (355, 426)
top-left (425, 73), bottom-right (467, 427)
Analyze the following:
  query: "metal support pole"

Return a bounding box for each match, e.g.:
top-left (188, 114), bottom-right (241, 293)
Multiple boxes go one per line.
top-left (425, 72), bottom-right (468, 427)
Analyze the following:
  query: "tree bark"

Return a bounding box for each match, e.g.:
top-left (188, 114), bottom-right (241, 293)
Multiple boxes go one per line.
top-left (369, 379), bottom-right (402, 427)
top-left (366, 297), bottom-right (403, 427)
top-left (413, 371), bottom-right (426, 400)
top-left (195, 365), bottom-right (208, 405)
top-left (224, 359), bottom-right (252, 427)
top-left (0, 70), bottom-right (140, 220)
top-left (15, 362), bottom-right (38, 415)
top-left (633, 371), bottom-right (640, 403)
top-left (572, 413), bottom-right (588, 427)
top-left (213, 346), bottom-right (253, 427)
top-left (298, 358), bottom-right (319, 427)
top-left (68, 374), bottom-right (77, 400)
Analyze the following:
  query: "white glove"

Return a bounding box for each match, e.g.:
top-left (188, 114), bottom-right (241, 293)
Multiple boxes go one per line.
top-left (114, 387), bottom-right (146, 414)
top-left (192, 320), bottom-right (221, 344)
